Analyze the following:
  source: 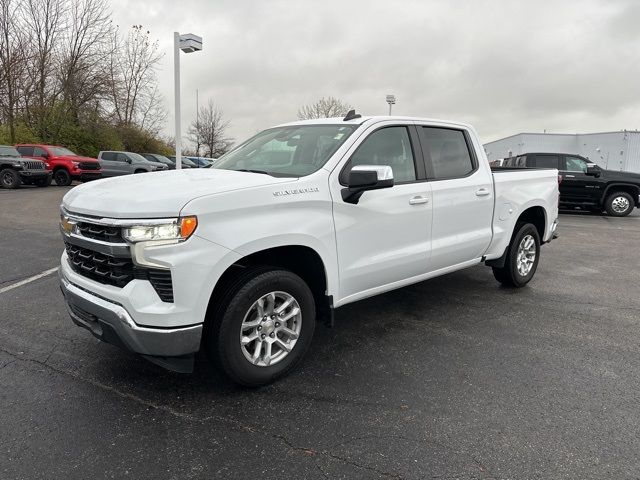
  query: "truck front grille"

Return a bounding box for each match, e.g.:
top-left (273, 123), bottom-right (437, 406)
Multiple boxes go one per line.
top-left (64, 242), bottom-right (174, 302)
top-left (76, 222), bottom-right (123, 243)
top-left (78, 162), bottom-right (100, 170)
top-left (24, 161), bottom-right (45, 170)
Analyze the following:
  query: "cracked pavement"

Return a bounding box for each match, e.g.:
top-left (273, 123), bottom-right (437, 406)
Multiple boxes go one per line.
top-left (1, 186), bottom-right (640, 479)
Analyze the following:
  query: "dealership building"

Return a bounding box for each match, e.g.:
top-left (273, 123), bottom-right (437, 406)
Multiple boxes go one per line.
top-left (484, 131), bottom-right (640, 173)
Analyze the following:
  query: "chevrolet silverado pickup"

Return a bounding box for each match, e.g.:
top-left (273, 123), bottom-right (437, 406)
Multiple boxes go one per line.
top-left (504, 152), bottom-right (640, 216)
top-left (59, 114), bottom-right (559, 386)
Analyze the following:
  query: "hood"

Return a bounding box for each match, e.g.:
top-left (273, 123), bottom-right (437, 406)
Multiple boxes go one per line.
top-left (62, 168), bottom-right (292, 218)
top-left (59, 155), bottom-right (99, 163)
top-left (601, 168), bottom-right (640, 180)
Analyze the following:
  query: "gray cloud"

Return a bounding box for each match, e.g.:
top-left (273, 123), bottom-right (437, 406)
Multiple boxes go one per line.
top-left (110, 0), bottom-right (640, 145)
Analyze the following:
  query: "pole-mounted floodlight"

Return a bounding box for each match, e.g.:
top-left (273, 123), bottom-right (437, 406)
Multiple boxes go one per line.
top-left (386, 94), bottom-right (396, 115)
top-left (174, 32), bottom-right (203, 170)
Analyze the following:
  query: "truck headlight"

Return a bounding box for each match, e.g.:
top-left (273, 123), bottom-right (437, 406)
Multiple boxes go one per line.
top-left (122, 216), bottom-right (197, 243)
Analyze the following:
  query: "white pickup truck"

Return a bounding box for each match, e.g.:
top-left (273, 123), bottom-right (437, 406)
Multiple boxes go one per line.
top-left (59, 113), bottom-right (559, 386)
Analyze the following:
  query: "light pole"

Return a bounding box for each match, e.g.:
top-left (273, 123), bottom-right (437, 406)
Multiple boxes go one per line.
top-left (174, 32), bottom-right (203, 169)
top-left (386, 94), bottom-right (396, 115)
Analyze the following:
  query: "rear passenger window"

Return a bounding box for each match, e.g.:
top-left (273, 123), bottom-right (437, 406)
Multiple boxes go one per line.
top-left (17, 146), bottom-right (34, 156)
top-left (535, 155), bottom-right (559, 168)
top-left (33, 147), bottom-right (47, 157)
top-left (421, 127), bottom-right (475, 179)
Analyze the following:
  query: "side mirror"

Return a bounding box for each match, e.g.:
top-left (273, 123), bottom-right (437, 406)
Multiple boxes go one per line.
top-left (341, 165), bottom-right (394, 204)
top-left (586, 164), bottom-right (600, 176)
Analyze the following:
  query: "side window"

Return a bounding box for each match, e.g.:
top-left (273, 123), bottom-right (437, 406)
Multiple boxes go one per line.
top-left (422, 127), bottom-right (475, 179)
top-left (516, 155), bottom-right (527, 167)
top-left (101, 152), bottom-right (115, 161)
top-left (17, 146), bottom-right (34, 156)
top-left (535, 155), bottom-right (559, 168)
top-left (342, 126), bottom-right (416, 184)
top-left (33, 147), bottom-right (47, 157)
top-left (564, 156), bottom-right (587, 173)
top-left (116, 153), bottom-right (128, 163)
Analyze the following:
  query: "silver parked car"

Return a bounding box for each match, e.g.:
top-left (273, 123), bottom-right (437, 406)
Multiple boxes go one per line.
top-left (97, 151), bottom-right (168, 177)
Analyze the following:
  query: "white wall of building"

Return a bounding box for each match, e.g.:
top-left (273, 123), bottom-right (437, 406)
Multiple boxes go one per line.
top-left (484, 131), bottom-right (640, 173)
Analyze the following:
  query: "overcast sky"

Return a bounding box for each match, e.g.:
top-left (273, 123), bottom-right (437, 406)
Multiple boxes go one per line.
top-left (110, 0), bottom-right (640, 146)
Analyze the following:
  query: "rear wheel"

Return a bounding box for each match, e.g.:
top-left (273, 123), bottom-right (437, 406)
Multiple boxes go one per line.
top-left (0, 168), bottom-right (20, 189)
top-left (206, 269), bottom-right (316, 386)
top-left (604, 191), bottom-right (634, 217)
top-left (492, 222), bottom-right (540, 288)
top-left (53, 169), bottom-right (72, 186)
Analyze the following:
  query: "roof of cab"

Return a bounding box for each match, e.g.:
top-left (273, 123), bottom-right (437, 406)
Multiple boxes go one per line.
top-left (276, 115), bottom-right (474, 130)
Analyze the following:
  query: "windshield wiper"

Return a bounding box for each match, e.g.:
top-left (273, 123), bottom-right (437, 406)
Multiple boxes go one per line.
top-left (234, 169), bottom-right (273, 176)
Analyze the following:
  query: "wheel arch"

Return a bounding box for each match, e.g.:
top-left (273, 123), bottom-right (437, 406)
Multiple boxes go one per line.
top-left (205, 244), bottom-right (333, 328)
top-left (603, 183), bottom-right (640, 207)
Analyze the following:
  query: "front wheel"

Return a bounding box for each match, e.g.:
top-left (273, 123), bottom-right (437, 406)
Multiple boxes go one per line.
top-left (0, 168), bottom-right (20, 189)
top-left (53, 169), bottom-right (72, 186)
top-left (605, 191), bottom-right (634, 217)
top-left (492, 222), bottom-right (541, 288)
top-left (206, 269), bottom-right (316, 386)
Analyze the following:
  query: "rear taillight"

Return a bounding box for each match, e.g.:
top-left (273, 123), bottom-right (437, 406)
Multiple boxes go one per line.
top-left (558, 174), bottom-right (563, 184)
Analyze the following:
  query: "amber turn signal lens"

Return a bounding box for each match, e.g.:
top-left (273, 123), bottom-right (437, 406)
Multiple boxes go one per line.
top-left (180, 216), bottom-right (198, 239)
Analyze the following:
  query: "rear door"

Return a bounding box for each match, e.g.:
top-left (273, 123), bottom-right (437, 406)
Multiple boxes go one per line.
top-left (560, 155), bottom-right (599, 204)
top-left (418, 125), bottom-right (494, 271)
top-left (99, 152), bottom-right (119, 176)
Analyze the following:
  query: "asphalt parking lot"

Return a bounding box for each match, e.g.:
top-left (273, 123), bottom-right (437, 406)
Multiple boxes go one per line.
top-left (1, 186), bottom-right (640, 480)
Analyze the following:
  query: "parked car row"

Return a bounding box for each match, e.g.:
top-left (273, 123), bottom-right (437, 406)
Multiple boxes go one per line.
top-left (0, 143), bottom-right (214, 189)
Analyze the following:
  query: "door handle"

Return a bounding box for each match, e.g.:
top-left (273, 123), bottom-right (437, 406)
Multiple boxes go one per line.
top-left (409, 195), bottom-right (429, 205)
top-left (475, 188), bottom-right (491, 197)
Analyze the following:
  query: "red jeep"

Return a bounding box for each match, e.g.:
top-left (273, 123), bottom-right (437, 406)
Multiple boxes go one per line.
top-left (16, 144), bottom-right (102, 186)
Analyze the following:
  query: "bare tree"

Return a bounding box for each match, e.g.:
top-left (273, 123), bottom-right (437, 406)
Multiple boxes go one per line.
top-left (0, 0), bottom-right (26, 142)
top-left (58, 0), bottom-right (113, 120)
top-left (188, 99), bottom-right (233, 158)
top-left (108, 25), bottom-right (165, 130)
top-left (22, 0), bottom-right (65, 136)
top-left (297, 96), bottom-right (352, 120)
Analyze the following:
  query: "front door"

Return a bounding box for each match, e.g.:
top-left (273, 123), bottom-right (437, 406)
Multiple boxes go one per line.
top-left (331, 124), bottom-right (432, 303)
top-left (560, 155), bottom-right (600, 205)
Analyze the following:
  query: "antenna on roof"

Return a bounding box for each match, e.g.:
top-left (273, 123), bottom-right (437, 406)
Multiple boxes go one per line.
top-left (343, 109), bottom-right (361, 121)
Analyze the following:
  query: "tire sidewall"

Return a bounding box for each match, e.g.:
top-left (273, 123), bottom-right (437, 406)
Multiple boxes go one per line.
top-left (0, 168), bottom-right (20, 189)
top-left (606, 192), bottom-right (633, 217)
top-left (54, 169), bottom-right (71, 186)
top-left (507, 223), bottom-right (540, 287)
top-left (215, 270), bottom-right (316, 386)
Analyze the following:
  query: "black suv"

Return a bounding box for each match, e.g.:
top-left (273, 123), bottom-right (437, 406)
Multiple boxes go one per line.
top-left (0, 145), bottom-right (51, 189)
top-left (504, 153), bottom-right (640, 216)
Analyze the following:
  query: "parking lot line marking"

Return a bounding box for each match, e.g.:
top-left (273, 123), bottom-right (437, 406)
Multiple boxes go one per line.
top-left (0, 267), bottom-right (58, 294)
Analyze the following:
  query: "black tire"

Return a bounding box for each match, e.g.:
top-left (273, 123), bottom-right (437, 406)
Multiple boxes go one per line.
top-left (206, 268), bottom-right (316, 387)
top-left (53, 169), bottom-right (72, 186)
top-left (34, 176), bottom-right (52, 187)
top-left (0, 168), bottom-right (21, 189)
top-left (492, 222), bottom-right (541, 288)
top-left (604, 191), bottom-right (634, 217)
top-left (134, 169), bottom-right (146, 174)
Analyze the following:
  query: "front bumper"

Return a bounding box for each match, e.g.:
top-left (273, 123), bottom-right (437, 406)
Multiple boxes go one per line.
top-left (59, 268), bottom-right (202, 371)
top-left (74, 171), bottom-right (102, 181)
top-left (19, 170), bottom-right (51, 180)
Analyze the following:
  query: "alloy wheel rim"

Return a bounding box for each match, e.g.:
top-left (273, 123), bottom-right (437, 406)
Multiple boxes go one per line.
top-left (2, 172), bottom-right (12, 185)
top-left (240, 291), bottom-right (302, 367)
top-left (516, 234), bottom-right (536, 276)
top-left (611, 196), bottom-right (630, 213)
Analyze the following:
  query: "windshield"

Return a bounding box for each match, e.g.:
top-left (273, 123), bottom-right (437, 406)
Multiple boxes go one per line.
top-left (0, 146), bottom-right (20, 157)
top-left (215, 124), bottom-right (358, 177)
top-left (150, 155), bottom-right (172, 165)
top-left (50, 147), bottom-right (77, 156)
